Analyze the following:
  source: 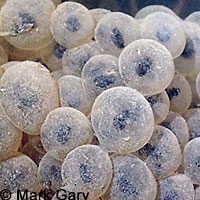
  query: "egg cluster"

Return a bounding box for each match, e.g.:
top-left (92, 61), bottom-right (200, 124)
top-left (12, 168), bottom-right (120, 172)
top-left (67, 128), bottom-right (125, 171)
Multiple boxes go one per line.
top-left (0, 1), bottom-right (200, 200)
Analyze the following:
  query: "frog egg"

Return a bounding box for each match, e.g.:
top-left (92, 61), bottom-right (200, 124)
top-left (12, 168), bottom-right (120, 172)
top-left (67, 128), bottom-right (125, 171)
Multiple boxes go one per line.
top-left (165, 72), bottom-right (192, 115)
top-left (22, 136), bottom-right (46, 166)
top-left (146, 90), bottom-right (170, 124)
top-left (158, 174), bottom-right (195, 200)
top-left (0, 0), bottom-right (55, 50)
top-left (95, 12), bottom-right (140, 57)
top-left (195, 187), bottom-right (200, 200)
top-left (0, 105), bottom-right (22, 162)
top-left (58, 75), bottom-right (93, 115)
top-left (119, 39), bottom-right (174, 96)
top-left (50, 2), bottom-right (95, 49)
top-left (0, 61), bottom-right (59, 135)
top-left (161, 111), bottom-right (189, 149)
top-left (135, 5), bottom-right (177, 19)
top-left (175, 21), bottom-right (200, 76)
top-left (91, 86), bottom-right (154, 153)
top-left (41, 107), bottom-right (93, 161)
top-left (62, 41), bottom-right (102, 77)
top-left (82, 55), bottom-right (123, 99)
top-left (89, 8), bottom-right (111, 26)
top-left (186, 11), bottom-right (200, 25)
top-left (61, 145), bottom-right (113, 200)
top-left (8, 45), bottom-right (40, 62)
top-left (183, 108), bottom-right (200, 139)
top-left (51, 69), bottom-right (64, 81)
top-left (137, 125), bottom-right (182, 180)
top-left (39, 40), bottom-right (67, 72)
top-left (106, 155), bottom-right (157, 200)
top-left (0, 45), bottom-right (8, 65)
top-left (140, 12), bottom-right (186, 58)
top-left (38, 152), bottom-right (63, 191)
top-left (0, 154), bottom-right (40, 193)
top-left (184, 138), bottom-right (200, 184)
top-left (186, 75), bottom-right (200, 107)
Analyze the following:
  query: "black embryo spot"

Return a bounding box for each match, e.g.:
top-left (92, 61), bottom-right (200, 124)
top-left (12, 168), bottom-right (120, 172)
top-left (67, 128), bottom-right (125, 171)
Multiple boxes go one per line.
top-left (165, 88), bottom-right (181, 101)
top-left (136, 57), bottom-right (152, 77)
top-left (79, 163), bottom-right (92, 184)
top-left (56, 124), bottom-right (71, 145)
top-left (94, 74), bottom-right (116, 88)
top-left (54, 43), bottom-right (67, 59)
top-left (181, 38), bottom-right (195, 59)
top-left (111, 27), bottom-right (125, 49)
top-left (156, 27), bottom-right (171, 43)
top-left (66, 16), bottom-right (81, 32)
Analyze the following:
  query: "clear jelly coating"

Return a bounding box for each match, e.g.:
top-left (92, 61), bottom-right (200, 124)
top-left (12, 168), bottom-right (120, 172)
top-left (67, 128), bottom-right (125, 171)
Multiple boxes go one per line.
top-left (119, 39), bottom-right (174, 96)
top-left (39, 40), bottom-right (67, 72)
top-left (165, 72), bottom-right (192, 115)
top-left (89, 8), bottom-right (111, 26)
top-left (51, 69), bottom-right (64, 81)
top-left (196, 71), bottom-right (200, 98)
top-left (38, 152), bottom-right (63, 191)
top-left (0, 154), bottom-right (40, 193)
top-left (161, 111), bottom-right (189, 149)
top-left (108, 155), bottom-right (157, 200)
top-left (175, 21), bottom-right (200, 76)
top-left (0, 105), bottom-right (22, 162)
top-left (186, 11), bottom-right (200, 25)
top-left (62, 41), bottom-right (102, 77)
top-left (41, 107), bottom-right (93, 161)
top-left (146, 90), bottom-right (170, 124)
top-left (140, 12), bottom-right (186, 58)
top-left (0, 0), bottom-right (55, 50)
top-left (91, 86), bottom-right (154, 153)
top-left (95, 12), bottom-right (140, 57)
top-left (0, 61), bottom-right (59, 135)
top-left (137, 125), bottom-right (182, 180)
top-left (61, 144), bottom-right (113, 200)
top-left (158, 174), bottom-right (195, 200)
top-left (184, 138), bottom-right (200, 185)
top-left (58, 75), bottom-right (93, 115)
top-left (183, 108), bottom-right (200, 139)
top-left (135, 5), bottom-right (177, 19)
top-left (195, 187), bottom-right (200, 200)
top-left (50, 2), bottom-right (95, 49)
top-left (82, 55), bottom-right (123, 98)
top-left (22, 136), bottom-right (46, 166)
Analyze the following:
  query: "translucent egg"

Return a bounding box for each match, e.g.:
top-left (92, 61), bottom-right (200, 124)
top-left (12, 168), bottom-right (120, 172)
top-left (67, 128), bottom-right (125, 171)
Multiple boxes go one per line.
top-left (158, 174), bottom-right (195, 200)
top-left (91, 86), bottom-right (154, 153)
top-left (0, 61), bottom-right (59, 135)
top-left (161, 111), bottom-right (189, 149)
top-left (119, 39), bottom-right (174, 96)
top-left (0, 105), bottom-right (22, 162)
top-left (107, 155), bottom-right (157, 200)
top-left (165, 72), bottom-right (192, 114)
top-left (186, 11), bottom-right (200, 25)
top-left (41, 107), bottom-right (93, 161)
top-left (50, 2), bottom-right (95, 49)
top-left (175, 21), bottom-right (200, 76)
top-left (184, 138), bottom-right (200, 184)
top-left (183, 108), bottom-right (200, 139)
top-left (137, 125), bottom-right (182, 179)
top-left (38, 152), bottom-right (63, 191)
top-left (89, 8), bottom-right (111, 26)
top-left (0, 154), bottom-right (40, 193)
top-left (61, 145), bottom-right (113, 200)
top-left (95, 12), bottom-right (140, 56)
top-left (39, 40), bottom-right (67, 72)
top-left (0, 0), bottom-right (55, 50)
top-left (135, 5), bottom-right (177, 19)
top-left (82, 55), bottom-right (123, 98)
top-left (62, 41), bottom-right (102, 77)
top-left (140, 12), bottom-right (186, 58)
top-left (58, 75), bottom-right (93, 115)
top-left (146, 90), bottom-right (170, 124)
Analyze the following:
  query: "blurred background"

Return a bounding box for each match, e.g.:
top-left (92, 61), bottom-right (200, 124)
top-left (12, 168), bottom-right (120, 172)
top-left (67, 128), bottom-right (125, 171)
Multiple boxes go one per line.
top-left (64, 0), bottom-right (199, 18)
